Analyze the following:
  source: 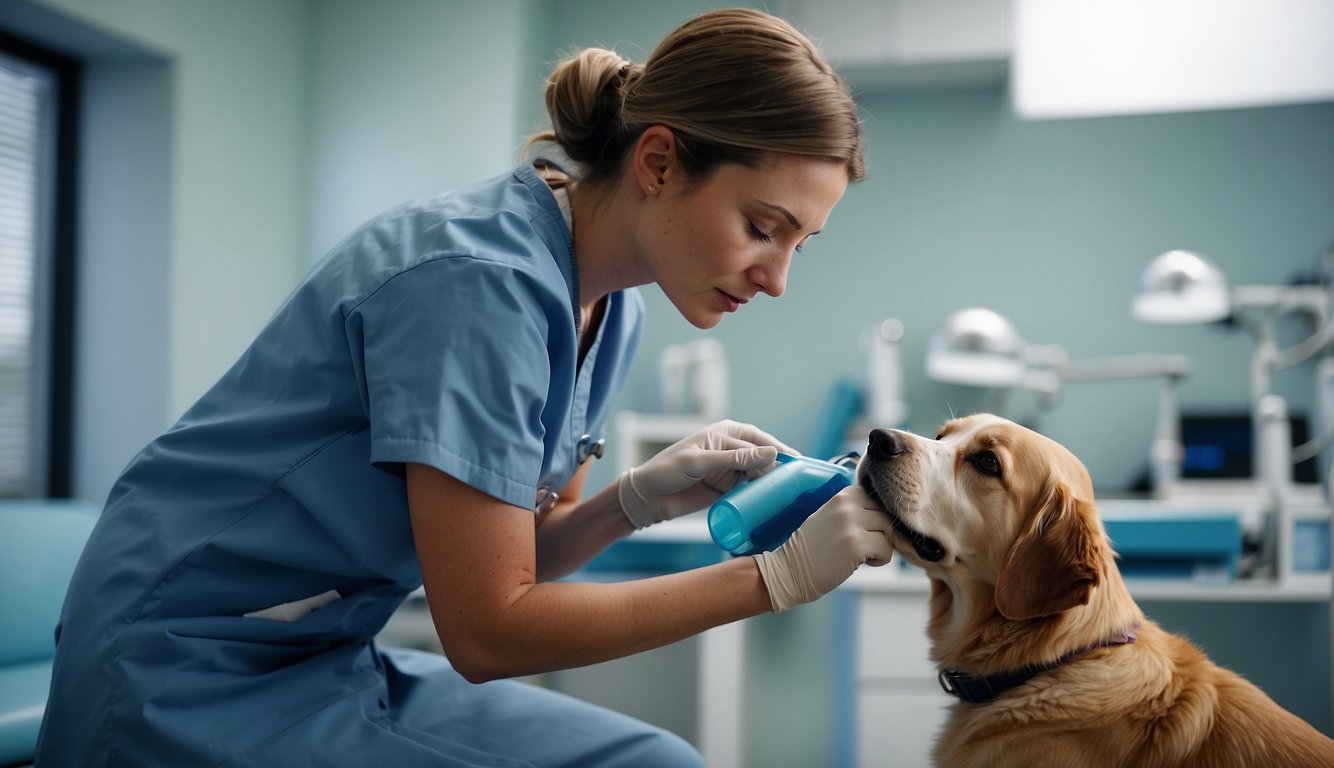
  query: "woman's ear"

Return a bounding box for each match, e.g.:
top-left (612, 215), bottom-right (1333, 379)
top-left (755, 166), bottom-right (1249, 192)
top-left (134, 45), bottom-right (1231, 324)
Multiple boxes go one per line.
top-left (632, 125), bottom-right (676, 194)
top-left (994, 482), bottom-right (1102, 621)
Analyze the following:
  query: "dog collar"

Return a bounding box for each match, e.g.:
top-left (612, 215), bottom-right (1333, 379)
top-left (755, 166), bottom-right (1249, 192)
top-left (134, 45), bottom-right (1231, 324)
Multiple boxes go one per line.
top-left (938, 624), bottom-right (1140, 704)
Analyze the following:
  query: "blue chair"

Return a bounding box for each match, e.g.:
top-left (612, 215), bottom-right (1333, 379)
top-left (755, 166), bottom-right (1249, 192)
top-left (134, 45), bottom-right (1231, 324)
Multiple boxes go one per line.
top-left (0, 500), bottom-right (99, 767)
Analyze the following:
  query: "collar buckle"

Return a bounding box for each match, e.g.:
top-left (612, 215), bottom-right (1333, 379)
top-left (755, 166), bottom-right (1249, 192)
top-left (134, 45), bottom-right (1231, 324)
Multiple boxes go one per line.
top-left (938, 669), bottom-right (997, 703)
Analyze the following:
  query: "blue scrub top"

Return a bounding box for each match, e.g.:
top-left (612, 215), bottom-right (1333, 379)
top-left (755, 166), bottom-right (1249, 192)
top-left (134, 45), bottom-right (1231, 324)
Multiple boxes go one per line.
top-left (37, 163), bottom-right (644, 766)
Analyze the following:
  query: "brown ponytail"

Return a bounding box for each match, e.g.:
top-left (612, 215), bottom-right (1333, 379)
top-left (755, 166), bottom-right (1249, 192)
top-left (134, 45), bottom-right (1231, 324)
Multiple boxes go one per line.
top-left (525, 8), bottom-right (865, 194)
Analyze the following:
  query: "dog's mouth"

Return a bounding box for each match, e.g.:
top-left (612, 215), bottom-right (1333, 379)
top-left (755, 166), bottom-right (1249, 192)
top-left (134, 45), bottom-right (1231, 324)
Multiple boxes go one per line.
top-left (860, 477), bottom-right (947, 562)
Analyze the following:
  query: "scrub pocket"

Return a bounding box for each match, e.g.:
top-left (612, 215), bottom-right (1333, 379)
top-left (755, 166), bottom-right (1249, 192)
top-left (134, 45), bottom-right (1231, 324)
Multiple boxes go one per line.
top-left (244, 589), bottom-right (343, 622)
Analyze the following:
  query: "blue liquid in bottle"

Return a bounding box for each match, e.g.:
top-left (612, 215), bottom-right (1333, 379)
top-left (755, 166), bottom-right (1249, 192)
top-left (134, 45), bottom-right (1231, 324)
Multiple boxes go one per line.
top-left (707, 452), bottom-right (858, 555)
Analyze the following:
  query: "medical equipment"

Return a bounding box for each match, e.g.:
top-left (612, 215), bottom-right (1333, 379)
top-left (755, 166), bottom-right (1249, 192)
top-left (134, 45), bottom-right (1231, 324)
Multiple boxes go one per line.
top-left (1100, 503), bottom-right (1244, 581)
top-left (1134, 246), bottom-right (1334, 584)
top-left (862, 319), bottom-right (908, 428)
top-left (1134, 248), bottom-right (1334, 500)
top-left (708, 452), bottom-right (858, 555)
top-left (925, 307), bottom-right (1191, 496)
top-left (658, 338), bottom-right (729, 420)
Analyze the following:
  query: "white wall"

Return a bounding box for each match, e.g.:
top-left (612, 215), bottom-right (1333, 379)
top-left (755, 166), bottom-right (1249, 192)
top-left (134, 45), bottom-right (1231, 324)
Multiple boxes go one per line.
top-left (12, 0), bottom-right (534, 503)
top-left (74, 59), bottom-right (172, 503)
top-left (35, 0), bottom-right (314, 423)
top-left (305, 0), bottom-right (534, 261)
top-left (7, 0), bottom-right (312, 501)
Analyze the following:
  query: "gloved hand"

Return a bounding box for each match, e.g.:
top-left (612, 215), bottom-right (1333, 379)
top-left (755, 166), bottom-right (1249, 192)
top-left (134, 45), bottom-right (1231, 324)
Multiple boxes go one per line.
top-left (754, 486), bottom-right (893, 613)
top-left (618, 419), bottom-right (793, 529)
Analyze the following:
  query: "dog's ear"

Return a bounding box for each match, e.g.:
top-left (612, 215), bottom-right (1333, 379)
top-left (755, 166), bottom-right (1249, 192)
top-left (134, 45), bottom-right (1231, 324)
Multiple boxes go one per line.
top-left (994, 482), bottom-right (1101, 621)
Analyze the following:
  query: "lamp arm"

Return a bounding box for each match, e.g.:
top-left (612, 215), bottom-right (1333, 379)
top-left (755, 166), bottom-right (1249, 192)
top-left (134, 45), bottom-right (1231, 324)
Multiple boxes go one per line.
top-left (1292, 427), bottom-right (1334, 464)
top-left (1031, 353), bottom-right (1188, 495)
top-left (1230, 284), bottom-right (1330, 370)
top-left (1272, 313), bottom-right (1334, 370)
top-left (1059, 353), bottom-right (1192, 383)
top-left (1230, 284), bottom-right (1326, 313)
top-left (1019, 369), bottom-right (1063, 395)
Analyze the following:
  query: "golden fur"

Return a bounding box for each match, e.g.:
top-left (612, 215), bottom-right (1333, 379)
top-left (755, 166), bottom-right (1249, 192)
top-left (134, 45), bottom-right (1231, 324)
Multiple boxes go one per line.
top-left (857, 413), bottom-right (1334, 768)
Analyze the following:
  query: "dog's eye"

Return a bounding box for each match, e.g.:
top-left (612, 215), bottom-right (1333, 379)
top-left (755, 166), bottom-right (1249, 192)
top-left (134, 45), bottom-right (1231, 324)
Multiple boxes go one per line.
top-left (971, 451), bottom-right (1002, 478)
top-left (934, 433), bottom-right (943, 441)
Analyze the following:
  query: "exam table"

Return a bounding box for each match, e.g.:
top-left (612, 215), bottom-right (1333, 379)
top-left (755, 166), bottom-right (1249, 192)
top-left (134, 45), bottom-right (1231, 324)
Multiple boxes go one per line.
top-left (0, 500), bottom-right (98, 767)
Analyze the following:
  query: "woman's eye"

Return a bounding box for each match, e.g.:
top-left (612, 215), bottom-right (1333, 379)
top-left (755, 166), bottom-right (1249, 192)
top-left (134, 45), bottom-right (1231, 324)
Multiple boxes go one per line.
top-left (973, 451), bottom-right (1002, 477)
top-left (747, 221), bottom-right (774, 244)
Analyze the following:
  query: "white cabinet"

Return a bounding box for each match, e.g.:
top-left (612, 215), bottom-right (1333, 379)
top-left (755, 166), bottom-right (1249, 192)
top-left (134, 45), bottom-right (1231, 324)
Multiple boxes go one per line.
top-left (854, 591), bottom-right (950, 767)
top-left (859, 689), bottom-right (950, 768)
top-left (779, 0), bottom-right (1012, 91)
top-left (612, 411), bottom-right (709, 472)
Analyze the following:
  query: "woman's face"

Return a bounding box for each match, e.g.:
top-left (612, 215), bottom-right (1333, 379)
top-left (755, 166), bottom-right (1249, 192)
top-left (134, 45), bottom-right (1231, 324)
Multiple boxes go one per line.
top-left (640, 154), bottom-right (848, 329)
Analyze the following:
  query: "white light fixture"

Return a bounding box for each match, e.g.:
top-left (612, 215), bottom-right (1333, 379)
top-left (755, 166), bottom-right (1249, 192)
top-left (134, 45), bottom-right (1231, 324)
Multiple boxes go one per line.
top-left (927, 307), bottom-right (1191, 495)
top-left (925, 308), bottom-right (1033, 390)
top-left (1131, 250), bottom-right (1231, 325)
top-left (1012, 0), bottom-right (1334, 120)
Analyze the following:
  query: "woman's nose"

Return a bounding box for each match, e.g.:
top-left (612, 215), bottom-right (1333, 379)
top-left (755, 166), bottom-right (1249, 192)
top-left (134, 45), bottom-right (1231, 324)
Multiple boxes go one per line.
top-left (749, 253), bottom-right (790, 297)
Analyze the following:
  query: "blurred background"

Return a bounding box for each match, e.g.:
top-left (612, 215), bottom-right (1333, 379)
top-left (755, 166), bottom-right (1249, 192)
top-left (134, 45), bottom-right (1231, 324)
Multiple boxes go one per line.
top-left (2, 1), bottom-right (1332, 766)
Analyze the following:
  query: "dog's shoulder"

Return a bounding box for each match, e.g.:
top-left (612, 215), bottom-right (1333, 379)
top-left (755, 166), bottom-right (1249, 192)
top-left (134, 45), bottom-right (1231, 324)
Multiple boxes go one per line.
top-left (1122, 623), bottom-right (1334, 767)
top-left (940, 621), bottom-right (1334, 767)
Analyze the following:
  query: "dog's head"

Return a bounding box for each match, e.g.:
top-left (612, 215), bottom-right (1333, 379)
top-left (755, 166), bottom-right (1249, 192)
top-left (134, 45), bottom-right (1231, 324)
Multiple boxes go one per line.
top-left (857, 413), bottom-right (1107, 622)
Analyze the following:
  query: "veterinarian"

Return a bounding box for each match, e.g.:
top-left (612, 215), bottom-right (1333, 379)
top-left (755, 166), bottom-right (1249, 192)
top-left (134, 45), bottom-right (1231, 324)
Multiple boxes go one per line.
top-left (37, 8), bottom-right (892, 767)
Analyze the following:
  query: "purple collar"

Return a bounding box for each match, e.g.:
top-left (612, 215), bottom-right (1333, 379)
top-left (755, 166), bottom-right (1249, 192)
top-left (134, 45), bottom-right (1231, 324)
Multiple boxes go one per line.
top-left (939, 623), bottom-right (1140, 704)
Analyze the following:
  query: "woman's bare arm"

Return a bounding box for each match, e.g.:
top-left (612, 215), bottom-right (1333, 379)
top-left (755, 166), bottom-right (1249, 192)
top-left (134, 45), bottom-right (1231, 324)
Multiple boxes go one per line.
top-left (528, 460), bottom-right (626, 581)
top-left (406, 462), bottom-right (770, 683)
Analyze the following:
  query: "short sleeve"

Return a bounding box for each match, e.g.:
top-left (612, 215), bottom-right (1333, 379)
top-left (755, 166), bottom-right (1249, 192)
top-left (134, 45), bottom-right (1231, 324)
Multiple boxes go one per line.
top-left (349, 254), bottom-right (569, 508)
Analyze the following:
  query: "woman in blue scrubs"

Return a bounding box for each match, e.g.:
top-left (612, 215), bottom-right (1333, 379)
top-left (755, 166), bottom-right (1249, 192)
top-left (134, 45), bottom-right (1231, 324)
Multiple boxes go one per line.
top-left (37, 8), bottom-right (892, 766)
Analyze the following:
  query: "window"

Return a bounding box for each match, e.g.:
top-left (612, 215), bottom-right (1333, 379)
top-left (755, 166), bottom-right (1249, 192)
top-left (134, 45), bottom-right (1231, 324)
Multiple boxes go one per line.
top-left (0, 32), bottom-right (77, 498)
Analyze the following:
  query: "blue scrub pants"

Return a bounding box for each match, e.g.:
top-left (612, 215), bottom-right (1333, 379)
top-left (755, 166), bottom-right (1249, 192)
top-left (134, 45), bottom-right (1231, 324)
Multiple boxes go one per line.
top-left (219, 647), bottom-right (704, 767)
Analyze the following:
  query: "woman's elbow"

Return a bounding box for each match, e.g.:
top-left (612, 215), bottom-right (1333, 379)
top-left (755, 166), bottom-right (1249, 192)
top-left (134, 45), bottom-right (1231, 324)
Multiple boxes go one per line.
top-left (439, 651), bottom-right (505, 684)
top-left (435, 627), bottom-right (520, 684)
top-left (450, 658), bottom-right (504, 685)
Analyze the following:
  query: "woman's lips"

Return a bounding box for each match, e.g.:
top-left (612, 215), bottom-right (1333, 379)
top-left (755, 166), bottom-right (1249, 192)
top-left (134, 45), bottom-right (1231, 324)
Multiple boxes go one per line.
top-left (717, 289), bottom-right (745, 312)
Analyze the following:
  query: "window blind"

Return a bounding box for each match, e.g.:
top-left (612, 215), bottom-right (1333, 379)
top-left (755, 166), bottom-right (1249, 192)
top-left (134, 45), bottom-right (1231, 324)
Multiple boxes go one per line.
top-left (0, 52), bottom-right (54, 497)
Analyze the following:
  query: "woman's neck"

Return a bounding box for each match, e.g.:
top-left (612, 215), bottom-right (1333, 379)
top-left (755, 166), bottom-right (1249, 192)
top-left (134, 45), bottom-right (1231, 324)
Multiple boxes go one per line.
top-left (568, 179), bottom-right (648, 307)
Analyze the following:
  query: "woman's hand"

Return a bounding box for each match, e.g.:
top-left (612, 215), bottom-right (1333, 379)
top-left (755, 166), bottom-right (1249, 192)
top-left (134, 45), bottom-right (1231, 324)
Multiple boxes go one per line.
top-left (753, 486), bottom-right (893, 613)
top-left (617, 419), bottom-right (793, 529)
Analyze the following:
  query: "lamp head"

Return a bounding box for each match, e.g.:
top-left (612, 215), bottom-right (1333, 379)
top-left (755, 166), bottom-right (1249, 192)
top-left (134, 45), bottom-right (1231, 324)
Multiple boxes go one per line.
top-left (925, 308), bottom-right (1028, 388)
top-left (1132, 249), bottom-right (1231, 324)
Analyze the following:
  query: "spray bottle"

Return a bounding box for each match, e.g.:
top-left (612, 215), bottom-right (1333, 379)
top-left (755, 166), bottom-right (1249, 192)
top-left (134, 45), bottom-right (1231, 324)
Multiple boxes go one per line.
top-left (707, 452), bottom-right (860, 555)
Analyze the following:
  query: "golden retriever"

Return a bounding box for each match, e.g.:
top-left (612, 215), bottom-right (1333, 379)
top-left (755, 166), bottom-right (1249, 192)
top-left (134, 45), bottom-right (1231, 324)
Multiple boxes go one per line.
top-left (857, 413), bottom-right (1334, 767)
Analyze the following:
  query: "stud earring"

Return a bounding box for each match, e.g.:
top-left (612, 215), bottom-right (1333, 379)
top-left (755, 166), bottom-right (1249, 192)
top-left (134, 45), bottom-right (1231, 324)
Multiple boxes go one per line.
top-left (647, 183), bottom-right (657, 194)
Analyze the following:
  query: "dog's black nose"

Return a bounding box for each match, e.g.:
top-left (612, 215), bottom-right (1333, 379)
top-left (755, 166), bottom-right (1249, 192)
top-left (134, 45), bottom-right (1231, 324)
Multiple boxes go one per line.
top-left (867, 428), bottom-right (910, 461)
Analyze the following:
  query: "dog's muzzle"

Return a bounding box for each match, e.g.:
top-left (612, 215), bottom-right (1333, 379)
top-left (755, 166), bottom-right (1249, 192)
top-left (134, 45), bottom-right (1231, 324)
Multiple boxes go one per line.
top-left (863, 429), bottom-right (947, 562)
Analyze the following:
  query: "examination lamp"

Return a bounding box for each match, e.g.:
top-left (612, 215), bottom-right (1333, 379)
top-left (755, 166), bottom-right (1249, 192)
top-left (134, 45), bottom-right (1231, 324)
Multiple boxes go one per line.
top-left (927, 307), bottom-right (1191, 495)
top-left (1133, 249), bottom-right (1334, 500)
top-left (1131, 249), bottom-right (1231, 325)
top-left (924, 308), bottom-right (1059, 392)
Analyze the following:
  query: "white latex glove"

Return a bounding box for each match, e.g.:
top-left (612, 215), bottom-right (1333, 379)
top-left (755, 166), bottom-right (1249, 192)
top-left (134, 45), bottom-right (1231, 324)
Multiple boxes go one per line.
top-left (753, 486), bottom-right (893, 613)
top-left (617, 419), bottom-right (794, 529)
